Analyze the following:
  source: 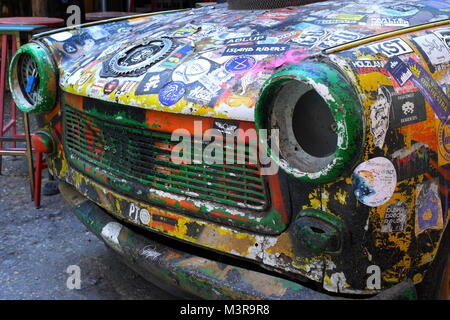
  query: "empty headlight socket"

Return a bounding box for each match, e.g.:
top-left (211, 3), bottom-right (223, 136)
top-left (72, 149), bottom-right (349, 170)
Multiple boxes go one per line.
top-left (255, 60), bottom-right (365, 183)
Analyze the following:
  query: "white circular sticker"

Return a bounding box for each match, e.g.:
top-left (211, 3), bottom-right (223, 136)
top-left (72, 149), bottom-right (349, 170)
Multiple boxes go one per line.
top-left (352, 157), bottom-right (397, 207)
top-left (139, 209), bottom-right (151, 225)
top-left (172, 59), bottom-right (211, 84)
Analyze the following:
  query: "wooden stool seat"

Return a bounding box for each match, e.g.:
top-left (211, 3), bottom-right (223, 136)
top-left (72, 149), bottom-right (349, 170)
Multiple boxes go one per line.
top-left (0, 17), bottom-right (65, 28)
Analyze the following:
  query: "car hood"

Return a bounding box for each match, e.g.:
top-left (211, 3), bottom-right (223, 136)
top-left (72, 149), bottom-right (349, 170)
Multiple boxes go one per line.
top-left (39, 0), bottom-right (448, 121)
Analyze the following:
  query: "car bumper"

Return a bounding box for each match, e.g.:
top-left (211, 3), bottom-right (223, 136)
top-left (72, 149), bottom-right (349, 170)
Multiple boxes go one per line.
top-left (60, 181), bottom-right (417, 300)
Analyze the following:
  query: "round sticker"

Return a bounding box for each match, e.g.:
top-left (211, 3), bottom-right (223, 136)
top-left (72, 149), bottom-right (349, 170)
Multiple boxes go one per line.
top-left (172, 59), bottom-right (211, 84)
top-left (158, 81), bottom-right (186, 106)
top-left (352, 157), bottom-right (397, 207)
top-left (139, 209), bottom-right (150, 225)
top-left (224, 56), bottom-right (256, 73)
top-left (104, 79), bottom-right (119, 94)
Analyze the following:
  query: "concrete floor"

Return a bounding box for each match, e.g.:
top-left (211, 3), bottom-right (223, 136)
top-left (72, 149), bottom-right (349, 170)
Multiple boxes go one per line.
top-left (0, 154), bottom-right (178, 300)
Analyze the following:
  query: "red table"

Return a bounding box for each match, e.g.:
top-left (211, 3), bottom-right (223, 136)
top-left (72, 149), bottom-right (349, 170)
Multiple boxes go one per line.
top-left (0, 17), bottom-right (65, 28)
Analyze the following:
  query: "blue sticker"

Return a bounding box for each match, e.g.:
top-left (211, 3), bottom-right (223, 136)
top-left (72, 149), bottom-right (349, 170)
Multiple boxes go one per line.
top-left (63, 41), bottom-right (78, 54)
top-left (25, 76), bottom-right (37, 93)
top-left (135, 70), bottom-right (172, 96)
top-left (224, 56), bottom-right (257, 73)
top-left (387, 57), bottom-right (450, 124)
top-left (405, 58), bottom-right (450, 124)
top-left (158, 81), bottom-right (186, 106)
top-left (223, 44), bottom-right (289, 56)
top-left (419, 0), bottom-right (450, 9)
top-left (386, 56), bottom-right (413, 86)
top-left (416, 179), bottom-right (443, 236)
top-left (289, 22), bottom-right (321, 30)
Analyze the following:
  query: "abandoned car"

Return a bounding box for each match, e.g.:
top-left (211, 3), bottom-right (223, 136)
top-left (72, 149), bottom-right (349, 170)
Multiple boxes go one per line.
top-left (8, 0), bottom-right (450, 299)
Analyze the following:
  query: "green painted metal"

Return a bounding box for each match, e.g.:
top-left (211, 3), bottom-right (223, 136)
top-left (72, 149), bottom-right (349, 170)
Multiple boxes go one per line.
top-left (9, 42), bottom-right (57, 114)
top-left (291, 209), bottom-right (346, 256)
top-left (255, 61), bottom-right (364, 183)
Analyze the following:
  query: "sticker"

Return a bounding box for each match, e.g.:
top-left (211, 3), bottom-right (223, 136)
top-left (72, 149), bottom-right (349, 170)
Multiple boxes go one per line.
top-left (158, 81), bottom-right (186, 106)
top-left (172, 59), bottom-right (212, 84)
top-left (437, 117), bottom-right (450, 166)
top-left (415, 179), bottom-right (443, 236)
top-left (199, 67), bottom-right (232, 94)
top-left (224, 56), bottom-right (256, 73)
top-left (224, 35), bottom-right (266, 45)
top-left (326, 13), bottom-right (365, 21)
top-left (411, 33), bottom-right (450, 71)
top-left (392, 143), bottom-right (431, 181)
top-left (367, 17), bottom-right (410, 27)
top-left (366, 38), bottom-right (414, 57)
top-left (63, 41), bottom-right (78, 54)
top-left (213, 119), bottom-right (240, 136)
top-left (161, 45), bottom-right (194, 68)
top-left (433, 28), bottom-right (450, 50)
top-left (381, 202), bottom-right (409, 233)
top-left (172, 25), bottom-right (200, 38)
top-left (386, 57), bottom-right (450, 124)
top-left (89, 79), bottom-right (107, 96)
top-left (419, 0), bottom-right (450, 9)
top-left (50, 32), bottom-right (73, 42)
top-left (350, 60), bottom-right (387, 75)
top-left (314, 19), bottom-right (361, 25)
top-left (184, 83), bottom-right (222, 107)
top-left (104, 79), bottom-right (119, 94)
top-left (77, 72), bottom-right (93, 87)
top-left (370, 87), bottom-right (391, 149)
top-left (139, 209), bottom-right (151, 225)
top-left (380, 4), bottom-right (420, 16)
top-left (116, 80), bottom-right (137, 95)
top-left (405, 58), bottom-right (449, 124)
top-left (385, 56), bottom-right (413, 86)
top-left (387, 89), bottom-right (427, 128)
top-left (87, 26), bottom-right (110, 40)
top-left (320, 30), bottom-right (361, 47)
top-left (290, 29), bottom-right (327, 47)
top-left (223, 44), bottom-right (290, 56)
top-left (25, 76), bottom-right (37, 93)
top-left (135, 70), bottom-right (172, 96)
top-left (289, 22), bottom-right (322, 30)
top-left (352, 157), bottom-right (397, 207)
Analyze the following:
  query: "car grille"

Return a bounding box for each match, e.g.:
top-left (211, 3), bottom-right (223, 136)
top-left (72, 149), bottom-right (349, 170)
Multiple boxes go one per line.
top-left (63, 104), bottom-right (269, 212)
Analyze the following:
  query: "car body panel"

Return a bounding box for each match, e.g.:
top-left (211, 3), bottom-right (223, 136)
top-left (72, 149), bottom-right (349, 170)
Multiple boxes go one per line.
top-left (39, 1), bottom-right (449, 122)
top-left (9, 0), bottom-right (450, 298)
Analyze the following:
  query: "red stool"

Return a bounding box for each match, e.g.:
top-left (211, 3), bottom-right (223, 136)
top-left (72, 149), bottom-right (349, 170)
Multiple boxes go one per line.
top-left (0, 17), bottom-right (64, 207)
top-left (31, 132), bottom-right (54, 208)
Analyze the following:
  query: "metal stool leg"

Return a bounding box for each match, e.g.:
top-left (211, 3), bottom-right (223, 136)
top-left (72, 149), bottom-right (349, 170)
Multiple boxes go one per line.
top-left (34, 151), bottom-right (42, 208)
top-left (0, 34), bottom-right (7, 175)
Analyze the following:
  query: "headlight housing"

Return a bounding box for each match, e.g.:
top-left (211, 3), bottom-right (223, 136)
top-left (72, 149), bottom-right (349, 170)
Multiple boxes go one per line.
top-left (9, 43), bottom-right (57, 114)
top-left (255, 61), bottom-right (364, 183)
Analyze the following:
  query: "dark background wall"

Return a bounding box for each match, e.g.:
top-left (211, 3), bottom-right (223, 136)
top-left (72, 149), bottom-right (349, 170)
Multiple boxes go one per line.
top-left (0, 0), bottom-right (204, 19)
